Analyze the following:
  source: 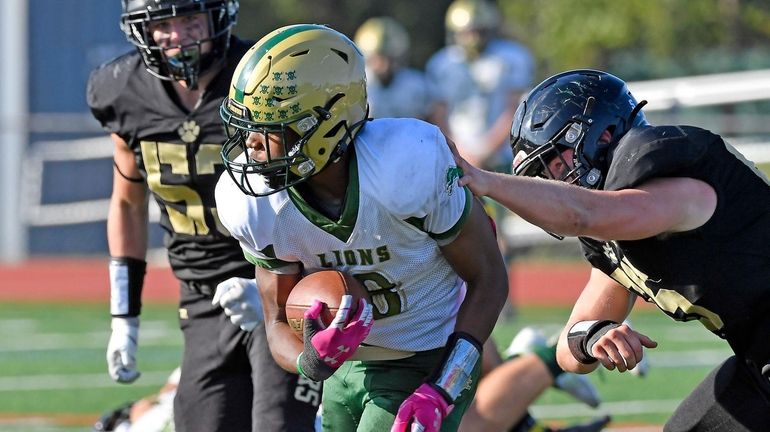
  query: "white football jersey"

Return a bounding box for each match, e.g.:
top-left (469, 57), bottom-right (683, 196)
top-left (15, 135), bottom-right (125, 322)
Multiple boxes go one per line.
top-left (216, 118), bottom-right (472, 351)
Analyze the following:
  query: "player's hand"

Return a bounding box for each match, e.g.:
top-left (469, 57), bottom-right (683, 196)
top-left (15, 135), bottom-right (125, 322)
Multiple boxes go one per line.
top-left (106, 316), bottom-right (140, 383)
top-left (446, 138), bottom-right (492, 198)
top-left (298, 295), bottom-right (373, 381)
top-left (590, 322), bottom-right (658, 373)
top-left (212, 277), bottom-right (263, 332)
top-left (391, 383), bottom-right (453, 432)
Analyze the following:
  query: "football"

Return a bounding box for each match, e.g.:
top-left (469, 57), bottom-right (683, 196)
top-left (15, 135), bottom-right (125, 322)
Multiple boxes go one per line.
top-left (285, 270), bottom-right (370, 340)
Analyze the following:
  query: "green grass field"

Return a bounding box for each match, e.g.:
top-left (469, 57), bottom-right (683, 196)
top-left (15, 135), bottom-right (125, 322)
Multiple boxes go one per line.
top-left (0, 301), bottom-right (730, 431)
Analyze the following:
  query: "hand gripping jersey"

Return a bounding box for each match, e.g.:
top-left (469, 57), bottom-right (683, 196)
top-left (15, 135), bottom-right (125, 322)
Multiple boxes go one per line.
top-left (579, 125), bottom-right (770, 365)
top-left (216, 118), bottom-right (472, 351)
top-left (86, 38), bottom-right (253, 284)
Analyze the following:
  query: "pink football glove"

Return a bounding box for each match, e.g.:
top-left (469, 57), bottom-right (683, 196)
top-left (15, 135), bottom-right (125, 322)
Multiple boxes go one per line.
top-left (297, 295), bottom-right (373, 381)
top-left (391, 383), bottom-right (453, 432)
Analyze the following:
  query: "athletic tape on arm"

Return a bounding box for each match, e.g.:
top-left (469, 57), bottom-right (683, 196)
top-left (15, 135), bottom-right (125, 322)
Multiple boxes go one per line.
top-left (567, 320), bottom-right (620, 364)
top-left (109, 257), bottom-right (147, 317)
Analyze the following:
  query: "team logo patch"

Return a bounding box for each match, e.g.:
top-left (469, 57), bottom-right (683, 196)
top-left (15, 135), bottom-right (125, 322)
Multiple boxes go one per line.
top-left (177, 120), bottom-right (200, 143)
top-left (445, 166), bottom-right (463, 195)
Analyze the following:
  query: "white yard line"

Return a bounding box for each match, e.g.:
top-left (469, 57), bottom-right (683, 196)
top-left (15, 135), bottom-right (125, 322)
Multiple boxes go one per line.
top-left (0, 371), bottom-right (172, 391)
top-left (532, 399), bottom-right (683, 419)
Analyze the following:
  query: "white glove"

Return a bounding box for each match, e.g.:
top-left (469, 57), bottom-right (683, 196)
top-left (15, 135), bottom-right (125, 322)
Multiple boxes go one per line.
top-left (106, 316), bottom-right (140, 383)
top-left (212, 277), bottom-right (263, 332)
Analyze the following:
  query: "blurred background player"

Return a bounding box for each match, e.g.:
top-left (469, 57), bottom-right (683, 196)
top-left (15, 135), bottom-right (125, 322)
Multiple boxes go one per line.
top-left (461, 328), bottom-right (610, 432)
top-left (426, 0), bottom-right (533, 172)
top-left (93, 368), bottom-right (181, 432)
top-left (85, 1), bottom-right (319, 430)
top-left (354, 16), bottom-right (446, 124)
top-left (427, 0), bottom-right (534, 276)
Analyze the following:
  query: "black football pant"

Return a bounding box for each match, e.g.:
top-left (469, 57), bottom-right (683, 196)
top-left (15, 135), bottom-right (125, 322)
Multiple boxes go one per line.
top-left (665, 355), bottom-right (770, 432)
top-left (174, 282), bottom-right (321, 432)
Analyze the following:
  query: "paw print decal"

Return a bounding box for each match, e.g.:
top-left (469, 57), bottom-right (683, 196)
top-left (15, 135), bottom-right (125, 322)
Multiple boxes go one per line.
top-left (177, 120), bottom-right (200, 143)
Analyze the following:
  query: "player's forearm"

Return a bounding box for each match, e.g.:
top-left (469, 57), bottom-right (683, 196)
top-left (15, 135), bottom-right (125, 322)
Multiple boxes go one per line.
top-left (265, 319), bottom-right (305, 373)
top-left (484, 175), bottom-right (594, 237)
top-left (107, 198), bottom-right (149, 258)
top-left (556, 271), bottom-right (632, 373)
top-left (454, 275), bottom-right (509, 345)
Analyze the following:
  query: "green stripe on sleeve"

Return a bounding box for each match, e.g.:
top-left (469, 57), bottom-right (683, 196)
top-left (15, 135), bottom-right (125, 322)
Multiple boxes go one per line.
top-left (243, 250), bottom-right (295, 270)
top-left (431, 187), bottom-right (473, 241)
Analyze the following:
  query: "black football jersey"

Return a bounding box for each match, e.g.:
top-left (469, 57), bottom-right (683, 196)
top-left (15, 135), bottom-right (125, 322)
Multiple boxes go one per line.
top-left (580, 125), bottom-right (770, 364)
top-left (87, 37), bottom-right (254, 284)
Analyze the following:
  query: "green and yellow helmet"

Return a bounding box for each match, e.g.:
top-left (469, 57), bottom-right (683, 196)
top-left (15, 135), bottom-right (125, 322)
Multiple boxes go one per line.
top-left (354, 17), bottom-right (410, 61)
top-left (220, 24), bottom-right (368, 196)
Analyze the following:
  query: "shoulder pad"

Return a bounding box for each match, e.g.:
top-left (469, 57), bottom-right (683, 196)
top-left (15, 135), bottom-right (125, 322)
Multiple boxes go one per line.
top-left (604, 125), bottom-right (714, 190)
top-left (361, 119), bottom-right (449, 217)
top-left (86, 52), bottom-right (136, 111)
top-left (86, 51), bottom-right (140, 129)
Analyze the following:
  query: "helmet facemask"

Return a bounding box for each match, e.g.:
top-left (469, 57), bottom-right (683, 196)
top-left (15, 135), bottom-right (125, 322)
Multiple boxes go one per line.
top-left (120, 0), bottom-right (238, 89)
top-left (221, 99), bottom-right (336, 195)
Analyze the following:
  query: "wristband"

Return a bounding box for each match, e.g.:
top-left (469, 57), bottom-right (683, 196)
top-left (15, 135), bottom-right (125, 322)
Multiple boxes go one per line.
top-left (567, 320), bottom-right (620, 364)
top-left (296, 352), bottom-right (308, 378)
top-left (109, 256), bottom-right (146, 317)
top-left (429, 332), bottom-right (482, 403)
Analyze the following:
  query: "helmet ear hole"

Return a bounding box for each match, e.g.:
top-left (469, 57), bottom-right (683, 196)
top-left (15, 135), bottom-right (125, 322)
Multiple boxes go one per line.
top-left (323, 122), bottom-right (345, 138)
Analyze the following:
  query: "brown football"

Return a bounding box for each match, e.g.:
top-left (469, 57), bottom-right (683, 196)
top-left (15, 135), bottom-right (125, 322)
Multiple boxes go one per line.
top-left (285, 270), bottom-right (370, 340)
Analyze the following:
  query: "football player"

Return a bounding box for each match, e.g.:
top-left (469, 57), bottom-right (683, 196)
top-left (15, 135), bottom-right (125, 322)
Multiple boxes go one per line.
top-left (86, 1), bottom-right (319, 431)
top-left (215, 24), bottom-right (509, 432)
top-left (454, 69), bottom-right (770, 430)
top-left (353, 17), bottom-right (445, 124)
top-left (426, 0), bottom-right (533, 172)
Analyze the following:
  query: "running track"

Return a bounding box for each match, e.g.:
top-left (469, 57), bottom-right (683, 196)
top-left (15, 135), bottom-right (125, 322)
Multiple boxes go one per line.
top-left (0, 259), bottom-right (596, 305)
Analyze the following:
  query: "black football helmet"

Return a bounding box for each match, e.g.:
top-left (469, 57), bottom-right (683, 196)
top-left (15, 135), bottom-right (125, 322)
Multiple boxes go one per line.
top-left (120, 0), bottom-right (239, 89)
top-left (511, 69), bottom-right (648, 189)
